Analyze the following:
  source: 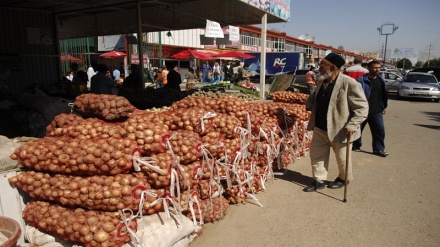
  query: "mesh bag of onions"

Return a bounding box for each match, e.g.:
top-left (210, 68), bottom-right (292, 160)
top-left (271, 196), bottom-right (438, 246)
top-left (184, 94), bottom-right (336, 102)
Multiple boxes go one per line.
top-left (187, 196), bottom-right (229, 223)
top-left (10, 136), bottom-right (138, 175)
top-left (9, 172), bottom-right (155, 213)
top-left (46, 113), bottom-right (84, 134)
top-left (73, 93), bottom-right (135, 121)
top-left (269, 91), bottom-right (309, 104)
top-left (23, 200), bottom-right (137, 247)
top-left (46, 117), bottom-right (128, 139)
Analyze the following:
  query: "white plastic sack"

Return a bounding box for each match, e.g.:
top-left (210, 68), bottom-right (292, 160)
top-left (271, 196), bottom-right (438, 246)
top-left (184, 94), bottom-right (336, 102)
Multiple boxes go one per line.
top-left (123, 212), bottom-right (196, 247)
top-left (22, 225), bottom-right (82, 247)
top-left (0, 135), bottom-right (21, 171)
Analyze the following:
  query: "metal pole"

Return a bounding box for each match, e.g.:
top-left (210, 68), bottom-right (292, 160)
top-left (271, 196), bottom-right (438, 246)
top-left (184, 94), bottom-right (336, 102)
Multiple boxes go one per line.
top-left (383, 34), bottom-right (388, 68)
top-left (260, 14), bottom-right (267, 100)
top-left (159, 32), bottom-right (162, 67)
top-left (137, 1), bottom-right (144, 86)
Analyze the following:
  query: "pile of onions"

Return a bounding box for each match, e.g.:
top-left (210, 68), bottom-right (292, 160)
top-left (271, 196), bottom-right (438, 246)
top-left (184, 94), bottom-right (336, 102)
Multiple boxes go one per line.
top-left (23, 201), bottom-right (137, 247)
top-left (46, 113), bottom-right (83, 134)
top-left (269, 91), bottom-right (309, 104)
top-left (187, 196), bottom-right (229, 223)
top-left (46, 117), bottom-right (128, 139)
top-left (122, 113), bottom-right (170, 155)
top-left (9, 172), bottom-right (154, 213)
top-left (10, 136), bottom-right (138, 175)
top-left (73, 94), bottom-right (135, 121)
top-left (212, 113), bottom-right (241, 139)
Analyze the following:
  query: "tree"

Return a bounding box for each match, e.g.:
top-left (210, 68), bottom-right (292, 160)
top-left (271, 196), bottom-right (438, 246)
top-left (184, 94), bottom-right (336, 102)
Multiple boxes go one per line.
top-left (396, 58), bottom-right (412, 69)
top-left (415, 61), bottom-right (423, 68)
top-left (423, 57), bottom-right (440, 67)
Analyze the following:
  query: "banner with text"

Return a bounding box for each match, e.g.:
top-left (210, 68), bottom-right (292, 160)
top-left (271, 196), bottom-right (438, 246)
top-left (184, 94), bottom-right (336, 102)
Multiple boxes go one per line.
top-left (229, 25), bottom-right (240, 41)
top-left (205, 20), bottom-right (224, 38)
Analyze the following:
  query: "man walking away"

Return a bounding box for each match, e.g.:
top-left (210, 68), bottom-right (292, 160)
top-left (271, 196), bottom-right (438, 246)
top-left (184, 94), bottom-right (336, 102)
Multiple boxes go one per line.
top-left (345, 57), bottom-right (368, 80)
top-left (353, 60), bottom-right (389, 157)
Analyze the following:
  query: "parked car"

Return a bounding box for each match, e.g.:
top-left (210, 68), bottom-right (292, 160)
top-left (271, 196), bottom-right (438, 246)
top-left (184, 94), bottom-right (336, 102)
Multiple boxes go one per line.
top-left (410, 67), bottom-right (440, 81)
top-left (379, 71), bottom-right (403, 93)
top-left (397, 72), bottom-right (440, 102)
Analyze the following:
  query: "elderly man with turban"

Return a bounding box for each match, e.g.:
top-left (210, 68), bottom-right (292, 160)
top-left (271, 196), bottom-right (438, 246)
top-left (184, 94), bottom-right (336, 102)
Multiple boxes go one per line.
top-left (303, 53), bottom-right (369, 192)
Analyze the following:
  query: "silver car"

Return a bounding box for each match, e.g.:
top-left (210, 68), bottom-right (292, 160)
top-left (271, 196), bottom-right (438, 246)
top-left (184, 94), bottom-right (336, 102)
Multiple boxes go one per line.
top-left (397, 72), bottom-right (440, 102)
top-left (379, 71), bottom-right (402, 93)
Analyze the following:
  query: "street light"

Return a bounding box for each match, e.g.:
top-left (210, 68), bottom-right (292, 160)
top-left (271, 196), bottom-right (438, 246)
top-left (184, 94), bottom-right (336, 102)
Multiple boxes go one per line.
top-left (377, 22), bottom-right (398, 68)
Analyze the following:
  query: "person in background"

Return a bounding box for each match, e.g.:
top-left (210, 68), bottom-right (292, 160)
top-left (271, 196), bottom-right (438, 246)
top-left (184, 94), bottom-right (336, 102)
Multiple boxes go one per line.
top-left (353, 60), bottom-right (389, 157)
top-left (155, 67), bottom-right (164, 88)
top-left (345, 57), bottom-right (368, 80)
top-left (237, 64), bottom-right (250, 83)
top-left (161, 65), bottom-right (169, 86)
top-left (201, 60), bottom-right (212, 83)
top-left (305, 66), bottom-right (317, 94)
top-left (66, 71), bottom-right (74, 82)
top-left (362, 62), bottom-right (368, 70)
top-left (185, 68), bottom-right (196, 83)
top-left (212, 62), bottom-right (221, 83)
top-left (113, 67), bottom-right (121, 81)
top-left (90, 64), bottom-right (121, 95)
top-left (223, 60), bottom-right (234, 82)
top-left (86, 66), bottom-right (96, 90)
top-left (166, 65), bottom-right (182, 91)
top-left (119, 64), bottom-right (143, 91)
top-left (303, 53), bottom-right (368, 192)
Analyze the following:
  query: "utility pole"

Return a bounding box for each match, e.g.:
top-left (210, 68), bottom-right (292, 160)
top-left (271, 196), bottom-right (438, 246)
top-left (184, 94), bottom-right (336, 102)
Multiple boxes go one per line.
top-left (426, 43), bottom-right (434, 67)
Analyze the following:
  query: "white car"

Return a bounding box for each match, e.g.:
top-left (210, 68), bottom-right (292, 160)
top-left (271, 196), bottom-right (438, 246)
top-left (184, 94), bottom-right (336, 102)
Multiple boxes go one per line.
top-left (379, 71), bottom-right (403, 93)
top-left (397, 72), bottom-right (440, 102)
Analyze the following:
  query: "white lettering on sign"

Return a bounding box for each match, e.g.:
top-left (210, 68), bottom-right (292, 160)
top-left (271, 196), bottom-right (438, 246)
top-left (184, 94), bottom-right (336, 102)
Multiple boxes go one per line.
top-left (273, 57), bottom-right (286, 69)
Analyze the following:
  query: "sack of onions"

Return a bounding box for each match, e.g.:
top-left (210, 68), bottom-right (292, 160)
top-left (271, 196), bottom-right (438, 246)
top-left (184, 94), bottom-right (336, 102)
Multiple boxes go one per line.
top-left (123, 114), bottom-right (170, 155)
top-left (212, 113), bottom-right (241, 139)
top-left (73, 93), bottom-right (135, 121)
top-left (171, 97), bottom-right (209, 111)
top-left (169, 107), bottom-right (216, 135)
top-left (269, 91), bottom-right (309, 104)
top-left (187, 196), bottom-right (229, 223)
top-left (138, 153), bottom-right (190, 189)
top-left (46, 117), bottom-right (128, 139)
top-left (10, 136), bottom-right (138, 176)
top-left (193, 179), bottom-right (221, 200)
top-left (46, 113), bottom-right (83, 134)
top-left (9, 172), bottom-right (156, 213)
top-left (164, 130), bottom-right (203, 164)
top-left (23, 200), bottom-right (137, 247)
top-left (200, 131), bottom-right (226, 158)
top-left (223, 183), bottom-right (248, 204)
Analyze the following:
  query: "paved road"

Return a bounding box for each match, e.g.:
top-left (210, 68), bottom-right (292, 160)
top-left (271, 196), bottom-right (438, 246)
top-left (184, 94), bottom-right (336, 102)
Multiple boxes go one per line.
top-left (189, 97), bottom-right (440, 247)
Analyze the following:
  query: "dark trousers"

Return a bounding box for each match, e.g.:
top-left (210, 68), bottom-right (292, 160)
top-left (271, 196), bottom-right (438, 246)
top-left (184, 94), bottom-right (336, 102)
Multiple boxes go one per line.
top-left (353, 112), bottom-right (386, 152)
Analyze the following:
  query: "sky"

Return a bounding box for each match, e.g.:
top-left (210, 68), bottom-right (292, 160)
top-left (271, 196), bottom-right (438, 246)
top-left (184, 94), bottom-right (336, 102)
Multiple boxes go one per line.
top-left (266, 0), bottom-right (440, 62)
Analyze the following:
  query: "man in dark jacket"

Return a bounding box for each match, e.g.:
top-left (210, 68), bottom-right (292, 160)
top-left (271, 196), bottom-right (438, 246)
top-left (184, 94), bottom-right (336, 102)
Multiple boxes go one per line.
top-left (166, 65), bottom-right (182, 91)
top-left (353, 60), bottom-right (389, 157)
top-left (90, 64), bottom-right (120, 94)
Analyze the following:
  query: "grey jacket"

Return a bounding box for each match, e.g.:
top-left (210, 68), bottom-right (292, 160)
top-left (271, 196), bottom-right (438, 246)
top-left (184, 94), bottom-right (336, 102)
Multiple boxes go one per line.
top-left (306, 72), bottom-right (368, 143)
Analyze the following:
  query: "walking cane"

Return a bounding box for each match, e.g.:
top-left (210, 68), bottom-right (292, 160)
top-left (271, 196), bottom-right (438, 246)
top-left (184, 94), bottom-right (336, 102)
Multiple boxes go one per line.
top-left (343, 132), bottom-right (351, 203)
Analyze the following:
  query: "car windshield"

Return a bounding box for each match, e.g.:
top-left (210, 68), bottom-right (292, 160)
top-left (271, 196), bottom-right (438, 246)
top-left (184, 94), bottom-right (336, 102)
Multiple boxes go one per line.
top-left (404, 75), bottom-right (437, 83)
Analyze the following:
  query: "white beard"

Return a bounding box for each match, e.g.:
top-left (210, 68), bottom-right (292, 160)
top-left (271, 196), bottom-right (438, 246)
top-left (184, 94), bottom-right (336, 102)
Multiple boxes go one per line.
top-left (317, 70), bottom-right (333, 81)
